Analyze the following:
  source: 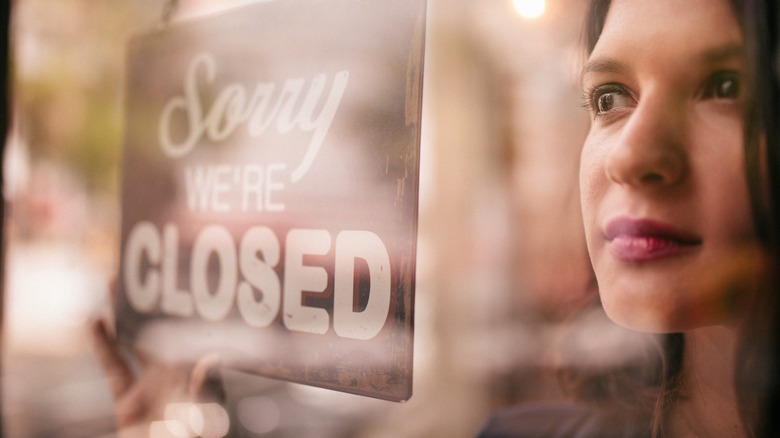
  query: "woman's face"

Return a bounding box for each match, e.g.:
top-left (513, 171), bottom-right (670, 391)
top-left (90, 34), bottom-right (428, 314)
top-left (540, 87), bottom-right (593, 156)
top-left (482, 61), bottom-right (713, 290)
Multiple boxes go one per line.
top-left (580, 0), bottom-right (758, 332)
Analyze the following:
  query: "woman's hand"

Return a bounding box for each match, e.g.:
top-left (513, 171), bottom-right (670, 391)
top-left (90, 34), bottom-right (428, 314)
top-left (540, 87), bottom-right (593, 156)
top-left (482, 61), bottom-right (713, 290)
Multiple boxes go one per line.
top-left (90, 318), bottom-right (226, 437)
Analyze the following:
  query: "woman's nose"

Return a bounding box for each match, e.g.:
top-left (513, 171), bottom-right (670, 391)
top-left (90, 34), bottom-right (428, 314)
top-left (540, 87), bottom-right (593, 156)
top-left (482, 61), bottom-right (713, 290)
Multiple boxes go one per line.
top-left (604, 98), bottom-right (688, 188)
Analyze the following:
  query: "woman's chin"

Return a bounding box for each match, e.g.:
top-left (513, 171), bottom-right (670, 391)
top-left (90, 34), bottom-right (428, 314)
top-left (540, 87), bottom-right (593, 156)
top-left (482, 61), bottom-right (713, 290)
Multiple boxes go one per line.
top-left (598, 247), bottom-right (766, 333)
top-left (599, 287), bottom-right (720, 333)
top-left (602, 302), bottom-right (684, 333)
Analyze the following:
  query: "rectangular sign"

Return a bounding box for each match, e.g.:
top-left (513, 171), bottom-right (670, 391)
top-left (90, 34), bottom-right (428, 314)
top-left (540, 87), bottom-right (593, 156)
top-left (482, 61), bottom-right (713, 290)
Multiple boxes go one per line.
top-left (117, 0), bottom-right (426, 401)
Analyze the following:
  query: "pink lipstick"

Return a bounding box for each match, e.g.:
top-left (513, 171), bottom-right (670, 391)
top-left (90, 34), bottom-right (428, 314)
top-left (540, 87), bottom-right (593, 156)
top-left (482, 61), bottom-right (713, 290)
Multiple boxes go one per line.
top-left (604, 217), bottom-right (702, 263)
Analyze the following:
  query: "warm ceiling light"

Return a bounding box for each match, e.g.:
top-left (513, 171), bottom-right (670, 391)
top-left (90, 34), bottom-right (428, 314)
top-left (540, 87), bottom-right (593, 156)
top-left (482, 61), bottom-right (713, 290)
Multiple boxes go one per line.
top-left (513, 0), bottom-right (545, 19)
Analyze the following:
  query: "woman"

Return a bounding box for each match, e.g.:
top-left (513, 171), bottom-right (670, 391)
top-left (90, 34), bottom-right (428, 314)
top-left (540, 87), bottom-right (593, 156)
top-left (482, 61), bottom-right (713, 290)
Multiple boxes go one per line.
top-left (582, 0), bottom-right (760, 435)
top-left (482, 0), bottom-right (778, 436)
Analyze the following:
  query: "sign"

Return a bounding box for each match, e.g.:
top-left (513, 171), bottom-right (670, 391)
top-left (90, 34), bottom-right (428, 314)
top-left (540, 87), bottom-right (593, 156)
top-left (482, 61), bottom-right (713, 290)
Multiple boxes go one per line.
top-left (117, 0), bottom-right (426, 402)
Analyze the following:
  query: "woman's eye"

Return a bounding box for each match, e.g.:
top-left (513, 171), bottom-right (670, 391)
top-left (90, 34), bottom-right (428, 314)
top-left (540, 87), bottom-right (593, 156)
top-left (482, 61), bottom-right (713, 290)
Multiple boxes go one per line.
top-left (587, 84), bottom-right (635, 116)
top-left (703, 72), bottom-right (740, 100)
top-left (597, 93), bottom-right (617, 112)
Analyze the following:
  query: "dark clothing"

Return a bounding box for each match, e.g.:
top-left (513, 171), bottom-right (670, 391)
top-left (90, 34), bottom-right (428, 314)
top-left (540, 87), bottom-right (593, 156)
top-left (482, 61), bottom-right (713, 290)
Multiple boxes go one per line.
top-left (477, 402), bottom-right (651, 438)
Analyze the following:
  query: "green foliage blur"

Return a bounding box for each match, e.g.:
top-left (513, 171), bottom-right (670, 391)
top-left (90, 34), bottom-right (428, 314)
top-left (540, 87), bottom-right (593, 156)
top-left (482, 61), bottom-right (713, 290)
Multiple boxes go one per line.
top-left (14, 0), bottom-right (160, 196)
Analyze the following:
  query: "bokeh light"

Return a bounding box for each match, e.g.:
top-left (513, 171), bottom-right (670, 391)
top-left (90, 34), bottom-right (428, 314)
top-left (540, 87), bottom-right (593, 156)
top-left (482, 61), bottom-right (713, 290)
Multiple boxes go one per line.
top-left (513, 0), bottom-right (545, 19)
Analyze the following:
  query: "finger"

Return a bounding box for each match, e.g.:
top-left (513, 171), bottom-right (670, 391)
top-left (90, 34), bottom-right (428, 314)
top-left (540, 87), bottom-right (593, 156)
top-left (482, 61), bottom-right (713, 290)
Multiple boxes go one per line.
top-left (91, 318), bottom-right (136, 399)
top-left (108, 275), bottom-right (119, 312)
top-left (189, 353), bottom-right (225, 403)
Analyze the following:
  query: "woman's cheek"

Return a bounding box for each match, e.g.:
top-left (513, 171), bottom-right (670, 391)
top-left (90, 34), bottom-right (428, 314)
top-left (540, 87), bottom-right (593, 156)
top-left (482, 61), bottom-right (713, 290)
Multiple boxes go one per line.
top-left (579, 139), bottom-right (605, 240)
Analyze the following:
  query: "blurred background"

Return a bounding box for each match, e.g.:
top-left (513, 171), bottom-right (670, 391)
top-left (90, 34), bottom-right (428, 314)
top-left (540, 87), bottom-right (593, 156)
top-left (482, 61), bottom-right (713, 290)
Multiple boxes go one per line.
top-left (3, 0), bottom-right (606, 436)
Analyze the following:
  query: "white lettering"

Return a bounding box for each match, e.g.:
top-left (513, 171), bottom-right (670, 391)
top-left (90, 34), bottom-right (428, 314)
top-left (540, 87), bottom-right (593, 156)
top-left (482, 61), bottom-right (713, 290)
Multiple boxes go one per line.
top-left (158, 52), bottom-right (349, 183)
top-left (184, 166), bottom-right (212, 211)
top-left (122, 223), bottom-right (392, 339)
top-left (184, 164), bottom-right (287, 213)
top-left (236, 227), bottom-right (281, 327)
top-left (333, 231), bottom-right (391, 340)
top-left (263, 163), bottom-right (286, 212)
top-left (210, 165), bottom-right (232, 213)
top-left (124, 221), bottom-right (161, 313)
top-left (162, 224), bottom-right (194, 317)
top-left (283, 229), bottom-right (331, 334)
top-left (191, 225), bottom-right (237, 321)
top-left (240, 165), bottom-right (263, 212)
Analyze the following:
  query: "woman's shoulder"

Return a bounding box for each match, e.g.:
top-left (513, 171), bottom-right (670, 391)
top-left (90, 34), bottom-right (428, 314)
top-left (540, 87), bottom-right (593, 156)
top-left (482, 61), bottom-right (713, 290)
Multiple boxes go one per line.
top-left (476, 401), bottom-right (650, 438)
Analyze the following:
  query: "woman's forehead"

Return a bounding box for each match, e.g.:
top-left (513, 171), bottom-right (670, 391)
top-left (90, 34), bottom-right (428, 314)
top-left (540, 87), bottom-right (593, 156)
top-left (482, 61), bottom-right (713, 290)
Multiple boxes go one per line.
top-left (594, 0), bottom-right (743, 59)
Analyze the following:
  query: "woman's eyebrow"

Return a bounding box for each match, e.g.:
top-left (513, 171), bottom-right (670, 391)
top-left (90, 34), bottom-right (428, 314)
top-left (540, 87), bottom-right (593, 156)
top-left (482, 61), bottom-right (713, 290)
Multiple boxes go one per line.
top-left (580, 57), bottom-right (626, 83)
top-left (698, 43), bottom-right (744, 64)
top-left (580, 43), bottom-right (744, 84)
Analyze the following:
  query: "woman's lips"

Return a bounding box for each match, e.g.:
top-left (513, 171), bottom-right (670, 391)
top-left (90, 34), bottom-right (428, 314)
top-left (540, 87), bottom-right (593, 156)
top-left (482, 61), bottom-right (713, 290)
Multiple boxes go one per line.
top-left (604, 217), bottom-right (702, 263)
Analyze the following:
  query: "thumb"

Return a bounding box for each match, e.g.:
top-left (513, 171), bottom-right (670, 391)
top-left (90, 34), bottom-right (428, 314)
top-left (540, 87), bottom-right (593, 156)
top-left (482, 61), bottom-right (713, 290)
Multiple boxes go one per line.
top-left (188, 353), bottom-right (225, 403)
top-left (90, 318), bottom-right (135, 400)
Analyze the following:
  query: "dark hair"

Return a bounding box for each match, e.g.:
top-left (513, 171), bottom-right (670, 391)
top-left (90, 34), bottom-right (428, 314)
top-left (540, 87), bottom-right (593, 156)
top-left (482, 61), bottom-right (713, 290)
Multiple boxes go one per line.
top-left (736, 1), bottom-right (780, 437)
top-left (582, 1), bottom-right (780, 437)
top-left (584, 0), bottom-right (611, 55)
